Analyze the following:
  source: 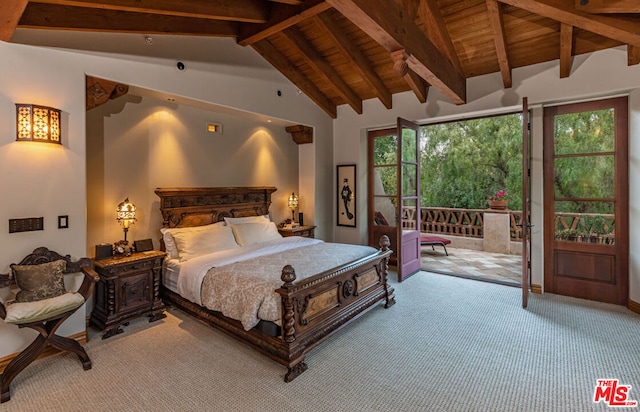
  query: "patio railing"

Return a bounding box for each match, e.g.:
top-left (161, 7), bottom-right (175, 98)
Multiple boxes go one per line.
top-left (401, 207), bottom-right (614, 244)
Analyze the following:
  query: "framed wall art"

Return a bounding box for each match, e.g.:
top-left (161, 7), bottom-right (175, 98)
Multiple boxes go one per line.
top-left (337, 164), bottom-right (356, 227)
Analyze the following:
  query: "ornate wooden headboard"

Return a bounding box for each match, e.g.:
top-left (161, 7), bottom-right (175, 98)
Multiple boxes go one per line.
top-left (154, 187), bottom-right (277, 229)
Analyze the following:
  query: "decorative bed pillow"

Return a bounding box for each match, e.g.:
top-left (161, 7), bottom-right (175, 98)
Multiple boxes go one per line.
top-left (161, 222), bottom-right (225, 259)
top-left (12, 259), bottom-right (67, 303)
top-left (172, 224), bottom-right (239, 262)
top-left (230, 221), bottom-right (282, 247)
top-left (223, 215), bottom-right (270, 226)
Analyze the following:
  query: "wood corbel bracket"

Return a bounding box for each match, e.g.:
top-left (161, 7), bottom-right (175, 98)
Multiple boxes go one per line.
top-left (286, 125), bottom-right (313, 144)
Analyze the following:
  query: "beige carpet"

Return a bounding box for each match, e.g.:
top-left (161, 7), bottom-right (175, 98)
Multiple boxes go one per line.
top-left (2, 272), bottom-right (639, 412)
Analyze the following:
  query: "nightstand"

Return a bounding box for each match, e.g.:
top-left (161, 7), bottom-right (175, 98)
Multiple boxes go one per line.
top-left (278, 225), bottom-right (316, 238)
top-left (90, 250), bottom-right (166, 339)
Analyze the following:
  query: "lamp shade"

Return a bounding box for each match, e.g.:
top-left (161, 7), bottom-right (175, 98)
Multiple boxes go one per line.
top-left (16, 104), bottom-right (61, 144)
top-left (116, 198), bottom-right (137, 229)
top-left (288, 192), bottom-right (299, 210)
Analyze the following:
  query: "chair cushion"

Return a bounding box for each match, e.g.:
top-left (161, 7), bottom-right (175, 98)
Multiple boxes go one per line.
top-left (12, 260), bottom-right (67, 303)
top-left (3, 292), bottom-right (85, 324)
top-left (420, 236), bottom-right (452, 245)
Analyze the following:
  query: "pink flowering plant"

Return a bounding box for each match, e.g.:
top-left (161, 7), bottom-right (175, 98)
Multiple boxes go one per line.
top-left (489, 189), bottom-right (507, 201)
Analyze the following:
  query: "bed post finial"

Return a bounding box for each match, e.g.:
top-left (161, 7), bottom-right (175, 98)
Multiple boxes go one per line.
top-left (379, 235), bottom-right (391, 251)
top-left (281, 264), bottom-right (297, 289)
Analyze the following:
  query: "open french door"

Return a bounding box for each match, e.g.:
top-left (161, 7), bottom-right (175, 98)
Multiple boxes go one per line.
top-left (521, 98), bottom-right (531, 308)
top-left (397, 118), bottom-right (421, 281)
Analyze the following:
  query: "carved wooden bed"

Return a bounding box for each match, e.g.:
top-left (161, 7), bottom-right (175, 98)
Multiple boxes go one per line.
top-left (155, 186), bottom-right (395, 381)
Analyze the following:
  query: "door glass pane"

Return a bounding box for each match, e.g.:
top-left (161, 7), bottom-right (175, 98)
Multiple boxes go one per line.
top-left (374, 197), bottom-right (397, 227)
top-left (402, 164), bottom-right (417, 197)
top-left (554, 202), bottom-right (615, 244)
top-left (401, 198), bottom-right (418, 230)
top-left (374, 167), bottom-right (397, 196)
top-left (553, 155), bottom-right (614, 199)
top-left (401, 128), bottom-right (417, 163)
top-left (554, 109), bottom-right (615, 155)
top-left (373, 134), bottom-right (397, 165)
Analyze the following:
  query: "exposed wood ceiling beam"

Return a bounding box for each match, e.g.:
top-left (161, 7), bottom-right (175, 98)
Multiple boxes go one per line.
top-left (486, 0), bottom-right (512, 88)
top-left (314, 13), bottom-right (392, 110)
top-left (560, 23), bottom-right (574, 78)
top-left (628, 45), bottom-right (640, 65)
top-left (252, 39), bottom-right (337, 118)
top-left (496, 0), bottom-right (640, 47)
top-left (271, 0), bottom-right (303, 5)
top-left (0, 0), bottom-right (28, 41)
top-left (326, 0), bottom-right (466, 105)
top-left (29, 0), bottom-right (268, 23)
top-left (391, 49), bottom-right (428, 103)
top-left (574, 0), bottom-right (640, 14)
top-left (282, 26), bottom-right (362, 114)
top-left (417, 0), bottom-right (464, 74)
top-left (19, 3), bottom-right (238, 35)
top-left (237, 0), bottom-right (330, 46)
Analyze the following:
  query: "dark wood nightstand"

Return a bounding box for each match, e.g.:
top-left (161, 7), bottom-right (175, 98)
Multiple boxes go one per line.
top-left (90, 250), bottom-right (166, 339)
top-left (278, 225), bottom-right (316, 238)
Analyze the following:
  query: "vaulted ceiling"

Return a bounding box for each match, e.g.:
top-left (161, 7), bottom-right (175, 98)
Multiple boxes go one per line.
top-left (2, 0), bottom-right (639, 118)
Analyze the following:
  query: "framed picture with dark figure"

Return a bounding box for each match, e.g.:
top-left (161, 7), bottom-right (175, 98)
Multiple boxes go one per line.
top-left (337, 164), bottom-right (356, 227)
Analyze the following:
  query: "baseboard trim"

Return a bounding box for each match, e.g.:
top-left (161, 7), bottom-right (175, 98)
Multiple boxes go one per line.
top-left (530, 284), bottom-right (542, 294)
top-left (628, 299), bottom-right (640, 315)
top-left (0, 331), bottom-right (88, 373)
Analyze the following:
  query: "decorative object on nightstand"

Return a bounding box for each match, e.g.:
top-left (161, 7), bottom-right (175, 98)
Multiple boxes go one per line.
top-left (114, 198), bottom-right (136, 257)
top-left (278, 225), bottom-right (316, 238)
top-left (288, 192), bottom-right (299, 223)
top-left (90, 250), bottom-right (166, 339)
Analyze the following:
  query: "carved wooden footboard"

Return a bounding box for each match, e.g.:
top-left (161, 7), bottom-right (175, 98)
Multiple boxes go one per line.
top-left (155, 187), bottom-right (395, 381)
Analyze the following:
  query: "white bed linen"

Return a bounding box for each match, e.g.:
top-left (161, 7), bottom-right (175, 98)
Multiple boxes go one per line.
top-left (175, 236), bottom-right (322, 305)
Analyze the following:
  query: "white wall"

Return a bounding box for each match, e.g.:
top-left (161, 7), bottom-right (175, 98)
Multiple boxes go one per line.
top-left (333, 46), bottom-right (640, 303)
top-left (0, 40), bottom-right (333, 358)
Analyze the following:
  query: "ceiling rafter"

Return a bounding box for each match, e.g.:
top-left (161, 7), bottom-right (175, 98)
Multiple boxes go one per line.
top-left (29, 0), bottom-right (269, 23)
top-left (560, 23), bottom-right (574, 78)
top-left (574, 0), bottom-right (640, 14)
top-left (0, 0), bottom-right (28, 41)
top-left (417, 0), bottom-right (464, 75)
top-left (486, 0), bottom-right (512, 88)
top-left (237, 0), bottom-right (330, 46)
top-left (252, 39), bottom-right (337, 118)
top-left (19, 3), bottom-right (239, 35)
top-left (313, 13), bottom-right (392, 110)
top-left (282, 26), bottom-right (363, 114)
top-left (496, 0), bottom-right (640, 47)
top-left (391, 49), bottom-right (429, 103)
top-left (326, 0), bottom-right (466, 105)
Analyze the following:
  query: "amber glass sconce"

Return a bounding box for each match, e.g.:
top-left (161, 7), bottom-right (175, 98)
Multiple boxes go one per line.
top-left (16, 104), bottom-right (62, 144)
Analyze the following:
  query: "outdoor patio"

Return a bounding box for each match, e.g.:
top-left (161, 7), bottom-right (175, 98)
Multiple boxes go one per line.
top-left (420, 245), bottom-right (522, 286)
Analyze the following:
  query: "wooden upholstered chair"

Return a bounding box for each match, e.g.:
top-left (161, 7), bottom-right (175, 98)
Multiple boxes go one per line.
top-left (0, 247), bottom-right (99, 403)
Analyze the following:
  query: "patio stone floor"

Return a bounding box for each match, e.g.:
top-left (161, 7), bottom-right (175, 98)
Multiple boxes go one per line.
top-left (420, 245), bottom-right (522, 286)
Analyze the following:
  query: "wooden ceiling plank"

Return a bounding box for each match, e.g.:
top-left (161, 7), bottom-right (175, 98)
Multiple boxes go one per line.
top-left (0, 0), bottom-right (29, 41)
top-left (574, 0), bottom-right (640, 14)
top-left (19, 4), bottom-right (238, 36)
top-left (560, 23), bottom-right (574, 78)
top-left (486, 0), bottom-right (512, 88)
top-left (30, 0), bottom-right (268, 23)
top-left (237, 0), bottom-right (331, 46)
top-left (283, 26), bottom-right (363, 113)
top-left (417, 0), bottom-right (464, 74)
top-left (326, 0), bottom-right (466, 105)
top-left (252, 39), bottom-right (337, 118)
top-left (314, 13), bottom-right (392, 109)
top-left (497, 0), bottom-right (640, 47)
top-left (628, 45), bottom-right (640, 65)
top-left (271, 0), bottom-right (303, 5)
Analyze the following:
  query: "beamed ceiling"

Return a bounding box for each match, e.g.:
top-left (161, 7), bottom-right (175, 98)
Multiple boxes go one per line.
top-left (2, 0), bottom-right (640, 118)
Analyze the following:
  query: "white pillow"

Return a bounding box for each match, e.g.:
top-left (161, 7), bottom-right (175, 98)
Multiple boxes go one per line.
top-left (230, 222), bottom-right (282, 247)
top-left (171, 225), bottom-right (239, 262)
top-left (160, 222), bottom-right (225, 259)
top-left (223, 215), bottom-right (270, 226)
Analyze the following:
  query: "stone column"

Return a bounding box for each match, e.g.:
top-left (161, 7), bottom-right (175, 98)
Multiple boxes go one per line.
top-left (484, 210), bottom-right (511, 254)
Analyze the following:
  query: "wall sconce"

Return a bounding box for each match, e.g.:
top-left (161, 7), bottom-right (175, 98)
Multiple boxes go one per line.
top-left (16, 104), bottom-right (62, 144)
top-left (288, 192), bottom-right (299, 222)
top-left (116, 198), bottom-right (137, 242)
